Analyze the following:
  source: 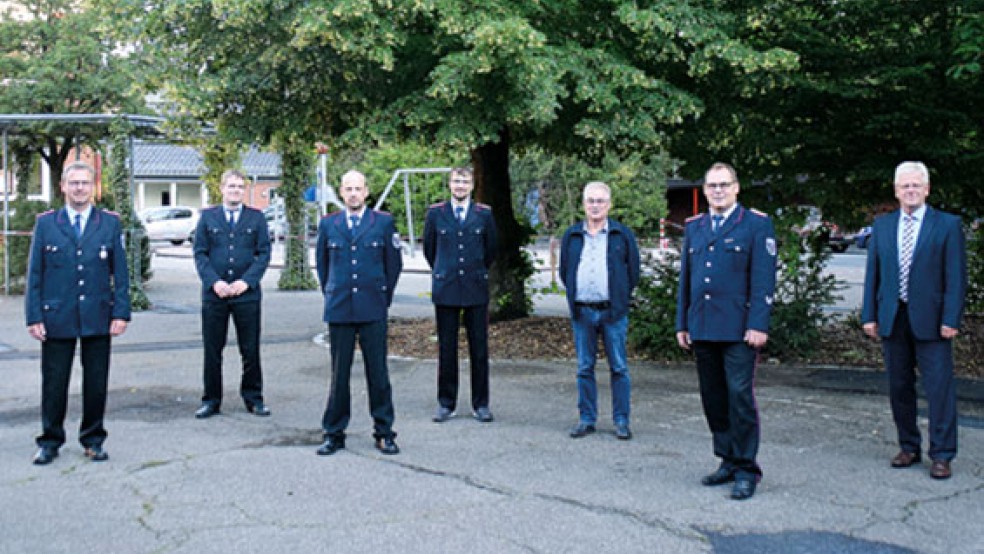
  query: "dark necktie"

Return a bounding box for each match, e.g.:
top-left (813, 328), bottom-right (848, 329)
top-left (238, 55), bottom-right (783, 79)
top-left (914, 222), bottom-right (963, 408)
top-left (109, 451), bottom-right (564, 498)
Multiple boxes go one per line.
top-left (73, 214), bottom-right (82, 238)
top-left (712, 214), bottom-right (724, 233)
top-left (227, 210), bottom-right (236, 226)
top-left (899, 215), bottom-right (916, 302)
top-left (349, 214), bottom-right (360, 234)
top-left (455, 205), bottom-right (464, 224)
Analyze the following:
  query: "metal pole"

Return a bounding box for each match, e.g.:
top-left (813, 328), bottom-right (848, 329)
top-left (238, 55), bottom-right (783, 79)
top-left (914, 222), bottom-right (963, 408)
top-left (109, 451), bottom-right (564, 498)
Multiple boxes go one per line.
top-left (2, 129), bottom-right (9, 295)
top-left (318, 153), bottom-right (328, 217)
top-left (129, 131), bottom-right (144, 298)
top-left (403, 172), bottom-right (415, 257)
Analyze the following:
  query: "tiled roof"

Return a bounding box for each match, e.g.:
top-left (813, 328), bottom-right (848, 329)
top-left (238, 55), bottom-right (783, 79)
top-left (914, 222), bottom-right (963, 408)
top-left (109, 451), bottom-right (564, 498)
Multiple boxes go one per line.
top-left (133, 142), bottom-right (281, 180)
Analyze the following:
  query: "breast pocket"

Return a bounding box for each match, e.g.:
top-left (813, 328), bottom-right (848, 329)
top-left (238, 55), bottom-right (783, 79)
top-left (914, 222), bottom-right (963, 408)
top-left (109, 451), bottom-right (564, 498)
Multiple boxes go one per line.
top-left (725, 244), bottom-right (750, 272)
top-left (43, 245), bottom-right (68, 268)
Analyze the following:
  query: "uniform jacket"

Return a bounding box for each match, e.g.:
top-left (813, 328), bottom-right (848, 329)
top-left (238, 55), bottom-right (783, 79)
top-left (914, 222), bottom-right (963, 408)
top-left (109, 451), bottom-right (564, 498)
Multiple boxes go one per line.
top-left (25, 207), bottom-right (131, 339)
top-left (559, 218), bottom-right (641, 321)
top-left (676, 204), bottom-right (777, 341)
top-left (423, 201), bottom-right (497, 307)
top-left (193, 205), bottom-right (271, 304)
top-left (861, 206), bottom-right (966, 340)
top-left (316, 209), bottom-right (403, 324)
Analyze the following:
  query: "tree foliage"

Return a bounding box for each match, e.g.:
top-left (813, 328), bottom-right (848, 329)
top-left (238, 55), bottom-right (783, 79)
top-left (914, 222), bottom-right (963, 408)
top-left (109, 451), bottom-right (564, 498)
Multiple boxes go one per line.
top-left (0, 0), bottom-right (144, 196)
top-left (104, 0), bottom-right (794, 317)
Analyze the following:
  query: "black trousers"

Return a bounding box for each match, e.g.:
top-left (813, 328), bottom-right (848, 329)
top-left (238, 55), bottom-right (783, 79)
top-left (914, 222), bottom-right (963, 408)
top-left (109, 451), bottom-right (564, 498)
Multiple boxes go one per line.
top-left (321, 319), bottom-right (396, 440)
top-left (883, 304), bottom-right (957, 461)
top-left (201, 299), bottom-right (263, 407)
top-left (37, 335), bottom-right (111, 449)
top-left (692, 340), bottom-right (762, 478)
top-left (435, 304), bottom-right (490, 412)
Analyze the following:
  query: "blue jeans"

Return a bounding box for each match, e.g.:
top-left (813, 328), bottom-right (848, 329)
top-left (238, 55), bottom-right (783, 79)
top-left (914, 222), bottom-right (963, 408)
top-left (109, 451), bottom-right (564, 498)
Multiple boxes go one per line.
top-left (572, 308), bottom-right (630, 425)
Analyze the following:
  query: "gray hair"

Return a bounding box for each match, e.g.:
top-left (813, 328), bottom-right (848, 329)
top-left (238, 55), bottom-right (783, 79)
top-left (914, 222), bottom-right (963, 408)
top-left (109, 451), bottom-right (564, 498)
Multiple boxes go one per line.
top-left (61, 161), bottom-right (96, 183)
top-left (894, 161), bottom-right (929, 185)
top-left (583, 181), bottom-right (611, 199)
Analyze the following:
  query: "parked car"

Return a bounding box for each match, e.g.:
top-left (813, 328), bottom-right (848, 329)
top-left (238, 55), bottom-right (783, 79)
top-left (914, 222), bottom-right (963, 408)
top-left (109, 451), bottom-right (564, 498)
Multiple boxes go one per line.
top-left (139, 206), bottom-right (199, 245)
top-left (855, 226), bottom-right (873, 249)
top-left (790, 205), bottom-right (850, 252)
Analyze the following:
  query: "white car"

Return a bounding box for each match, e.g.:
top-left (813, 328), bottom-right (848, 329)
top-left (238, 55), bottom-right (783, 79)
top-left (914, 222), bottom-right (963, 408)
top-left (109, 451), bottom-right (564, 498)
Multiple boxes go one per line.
top-left (139, 206), bottom-right (199, 245)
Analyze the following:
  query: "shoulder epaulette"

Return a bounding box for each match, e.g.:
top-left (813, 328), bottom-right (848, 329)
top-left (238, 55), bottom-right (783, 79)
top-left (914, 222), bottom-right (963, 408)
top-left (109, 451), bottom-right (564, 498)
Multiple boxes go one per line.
top-left (37, 209), bottom-right (55, 219)
top-left (103, 209), bottom-right (120, 216)
top-left (685, 214), bottom-right (703, 223)
top-left (749, 208), bottom-right (768, 217)
top-left (429, 201), bottom-right (447, 209)
top-left (375, 210), bottom-right (392, 216)
top-left (474, 202), bottom-right (491, 211)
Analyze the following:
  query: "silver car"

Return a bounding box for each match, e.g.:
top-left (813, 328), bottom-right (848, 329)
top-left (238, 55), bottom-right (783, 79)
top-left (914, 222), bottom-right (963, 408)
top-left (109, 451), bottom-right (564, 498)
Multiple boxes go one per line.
top-left (139, 206), bottom-right (200, 245)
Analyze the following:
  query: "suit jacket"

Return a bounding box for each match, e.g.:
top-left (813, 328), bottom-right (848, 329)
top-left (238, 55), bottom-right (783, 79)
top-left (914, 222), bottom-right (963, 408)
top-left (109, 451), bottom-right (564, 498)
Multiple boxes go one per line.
top-left (861, 206), bottom-right (966, 340)
top-left (25, 207), bottom-right (131, 339)
top-left (193, 205), bottom-right (271, 304)
top-left (316, 210), bottom-right (403, 324)
top-left (423, 201), bottom-right (497, 307)
top-left (676, 204), bottom-right (777, 341)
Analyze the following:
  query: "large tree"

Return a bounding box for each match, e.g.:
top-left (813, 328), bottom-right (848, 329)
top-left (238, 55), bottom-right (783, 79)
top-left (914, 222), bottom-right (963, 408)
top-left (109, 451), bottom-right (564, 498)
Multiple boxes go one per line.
top-left (106, 0), bottom-right (795, 316)
top-left (672, 0), bottom-right (984, 227)
top-left (0, 0), bottom-right (143, 195)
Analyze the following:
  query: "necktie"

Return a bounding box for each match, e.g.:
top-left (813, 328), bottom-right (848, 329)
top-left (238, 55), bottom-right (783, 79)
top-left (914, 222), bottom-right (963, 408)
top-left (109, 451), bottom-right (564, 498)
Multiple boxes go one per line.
top-left (712, 214), bottom-right (724, 233)
top-left (227, 210), bottom-right (235, 226)
top-left (455, 205), bottom-right (464, 223)
top-left (349, 214), bottom-right (360, 234)
top-left (73, 214), bottom-right (82, 238)
top-left (899, 215), bottom-right (916, 302)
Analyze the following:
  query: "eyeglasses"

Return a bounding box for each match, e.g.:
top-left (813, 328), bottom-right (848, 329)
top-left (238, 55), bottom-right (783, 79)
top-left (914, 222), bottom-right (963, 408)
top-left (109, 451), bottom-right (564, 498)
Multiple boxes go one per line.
top-left (66, 180), bottom-right (93, 188)
top-left (704, 181), bottom-right (734, 191)
top-left (896, 182), bottom-right (926, 190)
top-left (585, 198), bottom-right (609, 205)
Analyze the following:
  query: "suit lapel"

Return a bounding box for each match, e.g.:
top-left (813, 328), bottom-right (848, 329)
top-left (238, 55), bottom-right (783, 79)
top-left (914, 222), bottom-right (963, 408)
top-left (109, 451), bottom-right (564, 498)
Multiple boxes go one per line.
top-left (56, 208), bottom-right (79, 243)
top-left (912, 207), bottom-right (936, 266)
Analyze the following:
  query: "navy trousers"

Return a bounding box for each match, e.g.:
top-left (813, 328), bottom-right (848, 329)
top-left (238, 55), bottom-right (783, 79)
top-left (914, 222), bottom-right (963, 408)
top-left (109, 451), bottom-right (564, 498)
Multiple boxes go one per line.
top-left (201, 299), bottom-right (264, 407)
top-left (692, 341), bottom-right (762, 478)
top-left (38, 335), bottom-right (111, 449)
top-left (321, 320), bottom-right (396, 440)
top-left (883, 304), bottom-right (957, 461)
top-left (435, 304), bottom-right (490, 412)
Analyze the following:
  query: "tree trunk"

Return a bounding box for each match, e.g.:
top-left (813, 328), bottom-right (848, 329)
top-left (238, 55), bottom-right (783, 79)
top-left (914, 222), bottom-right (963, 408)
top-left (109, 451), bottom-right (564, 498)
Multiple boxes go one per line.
top-left (472, 128), bottom-right (532, 321)
top-left (276, 134), bottom-right (317, 290)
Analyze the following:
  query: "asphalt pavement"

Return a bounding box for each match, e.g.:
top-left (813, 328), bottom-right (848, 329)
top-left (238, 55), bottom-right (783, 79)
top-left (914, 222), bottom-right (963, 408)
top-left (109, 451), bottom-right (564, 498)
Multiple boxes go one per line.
top-left (0, 246), bottom-right (982, 554)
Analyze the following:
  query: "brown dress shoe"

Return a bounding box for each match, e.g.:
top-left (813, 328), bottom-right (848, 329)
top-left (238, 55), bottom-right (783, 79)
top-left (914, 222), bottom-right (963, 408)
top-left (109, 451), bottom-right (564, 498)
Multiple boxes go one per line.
top-left (890, 451), bottom-right (921, 468)
top-left (930, 459), bottom-right (952, 480)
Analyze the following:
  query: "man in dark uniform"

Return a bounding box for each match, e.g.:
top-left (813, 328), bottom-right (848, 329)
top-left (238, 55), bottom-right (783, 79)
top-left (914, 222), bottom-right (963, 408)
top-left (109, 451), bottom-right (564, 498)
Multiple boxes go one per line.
top-left (862, 161), bottom-right (966, 480)
top-left (675, 162), bottom-right (777, 500)
top-left (192, 169), bottom-right (272, 419)
top-left (423, 167), bottom-right (498, 423)
top-left (25, 161), bottom-right (131, 465)
top-left (315, 170), bottom-right (403, 456)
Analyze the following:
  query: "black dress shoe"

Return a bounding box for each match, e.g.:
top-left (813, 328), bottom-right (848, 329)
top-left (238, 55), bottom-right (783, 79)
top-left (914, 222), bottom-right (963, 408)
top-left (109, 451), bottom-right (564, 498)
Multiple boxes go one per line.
top-left (32, 447), bottom-right (58, 466)
top-left (316, 437), bottom-right (345, 456)
top-left (195, 403), bottom-right (220, 419)
top-left (472, 406), bottom-right (494, 423)
top-left (84, 446), bottom-right (109, 462)
top-left (569, 423), bottom-right (596, 438)
top-left (891, 450), bottom-right (921, 468)
top-left (615, 422), bottom-right (632, 440)
top-left (432, 406), bottom-right (455, 423)
top-left (701, 466), bottom-right (736, 486)
top-left (731, 478), bottom-right (756, 500)
top-left (245, 401), bottom-right (271, 417)
top-left (375, 437), bottom-right (400, 455)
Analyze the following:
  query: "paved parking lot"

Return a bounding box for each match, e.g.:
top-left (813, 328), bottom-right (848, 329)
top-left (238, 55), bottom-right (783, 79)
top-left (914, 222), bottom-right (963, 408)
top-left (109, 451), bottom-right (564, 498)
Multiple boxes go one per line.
top-left (0, 252), bottom-right (981, 553)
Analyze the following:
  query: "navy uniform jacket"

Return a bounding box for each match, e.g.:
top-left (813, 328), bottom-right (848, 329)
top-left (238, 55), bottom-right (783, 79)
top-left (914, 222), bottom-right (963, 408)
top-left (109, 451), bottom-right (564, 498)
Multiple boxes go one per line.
top-left (676, 204), bottom-right (777, 341)
top-left (316, 210), bottom-right (403, 324)
top-left (193, 206), bottom-right (271, 304)
top-left (559, 218), bottom-right (641, 321)
top-left (861, 207), bottom-right (966, 340)
top-left (423, 201), bottom-right (497, 307)
top-left (25, 208), bottom-right (131, 339)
